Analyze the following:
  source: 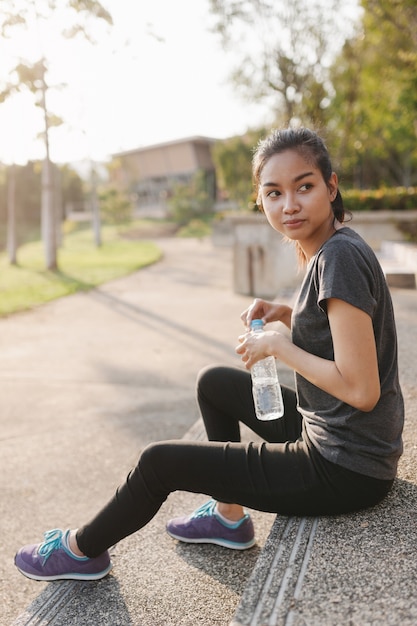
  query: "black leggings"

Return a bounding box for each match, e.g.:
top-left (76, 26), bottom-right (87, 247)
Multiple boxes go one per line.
top-left (77, 365), bottom-right (393, 558)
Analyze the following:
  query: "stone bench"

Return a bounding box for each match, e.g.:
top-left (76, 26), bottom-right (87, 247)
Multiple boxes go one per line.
top-left (230, 479), bottom-right (417, 625)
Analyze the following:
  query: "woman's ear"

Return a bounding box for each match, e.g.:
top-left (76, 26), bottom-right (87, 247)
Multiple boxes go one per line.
top-left (328, 172), bottom-right (338, 200)
top-left (256, 192), bottom-right (263, 211)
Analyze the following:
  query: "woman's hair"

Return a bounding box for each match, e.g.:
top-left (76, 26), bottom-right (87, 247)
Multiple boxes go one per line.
top-left (252, 127), bottom-right (347, 266)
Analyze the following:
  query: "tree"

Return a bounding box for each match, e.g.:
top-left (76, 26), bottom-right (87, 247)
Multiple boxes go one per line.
top-left (364, 0), bottom-right (417, 153)
top-left (60, 164), bottom-right (85, 215)
top-left (0, 1), bottom-right (112, 269)
top-left (99, 186), bottom-right (133, 226)
top-left (7, 164), bottom-right (17, 264)
top-left (167, 170), bottom-right (213, 226)
top-left (329, 0), bottom-right (417, 187)
top-left (212, 130), bottom-right (265, 209)
top-left (208, 0), bottom-right (359, 128)
top-left (365, 0), bottom-right (417, 48)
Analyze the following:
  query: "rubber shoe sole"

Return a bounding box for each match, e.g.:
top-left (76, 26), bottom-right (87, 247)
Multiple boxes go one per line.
top-left (166, 528), bottom-right (256, 550)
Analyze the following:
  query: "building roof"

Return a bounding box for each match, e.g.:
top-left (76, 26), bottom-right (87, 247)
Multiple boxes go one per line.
top-left (112, 135), bottom-right (219, 159)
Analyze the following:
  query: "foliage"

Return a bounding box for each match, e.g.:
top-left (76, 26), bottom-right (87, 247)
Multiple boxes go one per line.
top-left (0, 161), bottom-right (41, 223)
top-left (208, 0), bottom-right (417, 191)
top-left (59, 164), bottom-right (85, 213)
top-left (0, 161), bottom-right (86, 250)
top-left (365, 0), bottom-right (417, 50)
top-left (329, 0), bottom-right (417, 188)
top-left (341, 186), bottom-right (417, 212)
top-left (98, 186), bottom-right (133, 225)
top-left (177, 218), bottom-right (213, 238)
top-left (0, 1), bottom-right (112, 39)
top-left (0, 0), bottom-right (113, 269)
top-left (167, 170), bottom-right (213, 225)
top-left (0, 223), bottom-right (161, 316)
top-left (212, 130), bottom-right (265, 209)
top-left (0, 0), bottom-right (112, 130)
top-left (208, 0), bottom-right (359, 128)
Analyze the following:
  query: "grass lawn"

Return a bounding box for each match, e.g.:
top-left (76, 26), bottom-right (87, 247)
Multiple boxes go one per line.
top-left (0, 222), bottom-right (162, 317)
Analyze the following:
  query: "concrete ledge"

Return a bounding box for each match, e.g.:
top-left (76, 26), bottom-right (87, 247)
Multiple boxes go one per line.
top-left (230, 516), bottom-right (319, 626)
top-left (349, 210), bottom-right (417, 251)
top-left (213, 213), bottom-right (417, 297)
top-left (378, 240), bottom-right (417, 289)
top-left (230, 479), bottom-right (417, 625)
top-left (385, 272), bottom-right (416, 289)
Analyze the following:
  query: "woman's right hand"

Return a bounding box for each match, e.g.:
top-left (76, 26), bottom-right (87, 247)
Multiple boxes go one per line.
top-left (240, 298), bottom-right (292, 329)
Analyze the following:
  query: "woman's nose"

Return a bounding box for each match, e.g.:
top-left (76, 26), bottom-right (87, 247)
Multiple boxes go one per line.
top-left (283, 194), bottom-right (299, 213)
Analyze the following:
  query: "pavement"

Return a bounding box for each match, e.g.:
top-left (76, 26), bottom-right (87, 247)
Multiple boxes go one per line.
top-left (1, 235), bottom-right (417, 626)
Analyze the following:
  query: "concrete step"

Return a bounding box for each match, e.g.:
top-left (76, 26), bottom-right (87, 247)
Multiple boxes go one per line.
top-left (378, 240), bottom-right (417, 288)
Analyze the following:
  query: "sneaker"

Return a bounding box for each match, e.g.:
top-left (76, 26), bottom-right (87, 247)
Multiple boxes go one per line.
top-left (166, 499), bottom-right (256, 550)
top-left (14, 529), bottom-right (112, 582)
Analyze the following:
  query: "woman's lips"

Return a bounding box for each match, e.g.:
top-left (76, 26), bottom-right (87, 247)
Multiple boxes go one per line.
top-left (283, 219), bottom-right (304, 228)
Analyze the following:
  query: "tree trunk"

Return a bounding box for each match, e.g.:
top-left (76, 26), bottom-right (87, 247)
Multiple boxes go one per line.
top-left (41, 66), bottom-right (58, 270)
top-left (42, 156), bottom-right (57, 270)
top-left (7, 164), bottom-right (18, 265)
top-left (91, 165), bottom-right (102, 247)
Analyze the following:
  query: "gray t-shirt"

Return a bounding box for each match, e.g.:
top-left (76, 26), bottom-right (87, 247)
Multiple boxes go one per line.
top-left (292, 227), bottom-right (404, 480)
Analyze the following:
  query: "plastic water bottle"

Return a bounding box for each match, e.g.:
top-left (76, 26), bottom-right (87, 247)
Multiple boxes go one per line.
top-left (250, 319), bottom-right (284, 420)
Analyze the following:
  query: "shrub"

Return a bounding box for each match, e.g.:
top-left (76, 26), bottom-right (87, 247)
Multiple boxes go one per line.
top-left (99, 186), bottom-right (133, 224)
top-left (341, 187), bottom-right (417, 212)
top-left (167, 170), bottom-right (212, 226)
top-left (177, 218), bottom-right (212, 238)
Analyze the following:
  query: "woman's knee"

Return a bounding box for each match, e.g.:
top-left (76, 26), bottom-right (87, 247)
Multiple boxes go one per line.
top-left (197, 364), bottom-right (245, 397)
top-left (136, 441), bottom-right (182, 495)
top-left (139, 440), bottom-right (193, 473)
top-left (138, 440), bottom-right (203, 495)
top-left (197, 364), bottom-right (228, 397)
top-left (138, 441), bottom-right (170, 475)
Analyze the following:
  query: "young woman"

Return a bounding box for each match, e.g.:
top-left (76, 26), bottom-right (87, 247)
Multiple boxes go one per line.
top-left (15, 127), bottom-right (404, 582)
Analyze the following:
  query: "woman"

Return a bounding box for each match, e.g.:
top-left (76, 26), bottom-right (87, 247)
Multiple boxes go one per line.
top-left (15, 127), bottom-right (404, 582)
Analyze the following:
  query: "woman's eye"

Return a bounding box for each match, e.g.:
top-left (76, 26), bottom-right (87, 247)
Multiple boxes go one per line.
top-left (267, 190), bottom-right (281, 198)
top-left (299, 183), bottom-right (313, 192)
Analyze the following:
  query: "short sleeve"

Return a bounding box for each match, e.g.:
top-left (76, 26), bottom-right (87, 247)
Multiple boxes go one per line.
top-left (315, 237), bottom-right (378, 317)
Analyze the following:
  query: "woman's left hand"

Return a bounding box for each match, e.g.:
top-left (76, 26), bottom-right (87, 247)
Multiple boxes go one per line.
top-left (236, 329), bottom-right (281, 369)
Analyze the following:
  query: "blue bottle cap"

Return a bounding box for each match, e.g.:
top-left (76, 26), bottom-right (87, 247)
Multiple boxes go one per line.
top-left (250, 319), bottom-right (264, 330)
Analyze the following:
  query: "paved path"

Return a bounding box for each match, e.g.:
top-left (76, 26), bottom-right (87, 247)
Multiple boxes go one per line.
top-left (1, 237), bottom-right (280, 625)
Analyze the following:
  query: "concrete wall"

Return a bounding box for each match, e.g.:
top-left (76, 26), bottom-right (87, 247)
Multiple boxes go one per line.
top-left (215, 214), bottom-right (302, 298)
top-left (213, 210), bottom-right (417, 298)
top-left (348, 210), bottom-right (417, 250)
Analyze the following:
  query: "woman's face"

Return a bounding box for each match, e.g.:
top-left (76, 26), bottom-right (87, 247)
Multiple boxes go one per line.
top-left (257, 149), bottom-right (339, 258)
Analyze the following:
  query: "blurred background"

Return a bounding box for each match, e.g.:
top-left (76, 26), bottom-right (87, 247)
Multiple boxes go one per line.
top-left (0, 0), bottom-right (416, 300)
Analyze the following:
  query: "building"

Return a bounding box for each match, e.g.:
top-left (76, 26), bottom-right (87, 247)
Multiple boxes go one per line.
top-left (111, 136), bottom-right (218, 217)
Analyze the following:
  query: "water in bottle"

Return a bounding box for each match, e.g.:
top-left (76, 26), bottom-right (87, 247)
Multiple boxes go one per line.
top-left (250, 319), bottom-right (284, 420)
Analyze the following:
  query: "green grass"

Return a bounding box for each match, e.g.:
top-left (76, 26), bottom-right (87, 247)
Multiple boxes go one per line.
top-left (177, 218), bottom-right (213, 238)
top-left (0, 223), bottom-right (162, 316)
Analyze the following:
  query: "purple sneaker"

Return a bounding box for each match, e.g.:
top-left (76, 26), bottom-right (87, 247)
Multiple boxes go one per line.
top-left (14, 529), bottom-right (112, 581)
top-left (166, 500), bottom-right (255, 550)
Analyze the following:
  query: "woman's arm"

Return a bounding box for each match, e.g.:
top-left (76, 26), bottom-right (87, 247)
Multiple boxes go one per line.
top-left (236, 298), bottom-right (381, 412)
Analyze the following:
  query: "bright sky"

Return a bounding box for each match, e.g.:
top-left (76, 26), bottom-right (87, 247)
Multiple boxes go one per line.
top-left (0, 0), bottom-right (275, 166)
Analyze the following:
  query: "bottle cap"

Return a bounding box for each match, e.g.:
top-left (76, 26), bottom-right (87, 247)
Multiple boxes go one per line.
top-left (250, 319), bottom-right (264, 330)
